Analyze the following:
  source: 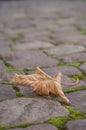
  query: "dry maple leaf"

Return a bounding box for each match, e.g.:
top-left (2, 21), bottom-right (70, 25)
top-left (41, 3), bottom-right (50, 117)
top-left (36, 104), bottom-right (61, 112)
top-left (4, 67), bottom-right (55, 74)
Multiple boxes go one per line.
top-left (12, 67), bottom-right (71, 104)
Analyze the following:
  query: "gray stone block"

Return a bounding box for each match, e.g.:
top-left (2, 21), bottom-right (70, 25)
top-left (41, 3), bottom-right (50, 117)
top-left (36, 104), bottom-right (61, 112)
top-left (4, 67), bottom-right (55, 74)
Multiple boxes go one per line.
top-left (0, 97), bottom-right (69, 125)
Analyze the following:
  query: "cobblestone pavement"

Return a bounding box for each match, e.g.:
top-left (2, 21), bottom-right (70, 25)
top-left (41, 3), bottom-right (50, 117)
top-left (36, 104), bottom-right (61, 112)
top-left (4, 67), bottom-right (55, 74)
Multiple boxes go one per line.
top-left (0, 0), bottom-right (86, 130)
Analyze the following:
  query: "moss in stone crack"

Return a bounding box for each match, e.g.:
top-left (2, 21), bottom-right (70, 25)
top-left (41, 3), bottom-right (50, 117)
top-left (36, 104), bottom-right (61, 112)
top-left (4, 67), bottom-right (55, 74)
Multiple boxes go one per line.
top-left (0, 125), bottom-right (14, 130)
top-left (23, 67), bottom-right (37, 74)
top-left (57, 62), bottom-right (81, 67)
top-left (48, 106), bottom-right (86, 130)
top-left (48, 117), bottom-right (67, 130)
top-left (0, 30), bottom-right (6, 35)
top-left (68, 74), bottom-right (85, 81)
top-left (7, 37), bottom-right (17, 43)
top-left (69, 62), bottom-right (81, 67)
top-left (64, 87), bottom-right (86, 94)
top-left (23, 69), bottom-right (29, 74)
top-left (57, 62), bottom-right (67, 66)
top-left (80, 30), bottom-right (86, 35)
top-left (6, 67), bottom-right (21, 72)
top-left (12, 85), bottom-right (23, 97)
top-left (70, 74), bottom-right (85, 80)
top-left (16, 91), bottom-right (23, 97)
top-left (65, 106), bottom-right (86, 119)
top-left (0, 82), bottom-right (14, 86)
top-left (9, 45), bottom-right (15, 52)
top-left (48, 54), bottom-right (57, 58)
top-left (16, 32), bottom-right (24, 39)
top-left (0, 122), bottom-right (41, 130)
top-left (7, 32), bottom-right (24, 43)
top-left (16, 122), bottom-right (41, 128)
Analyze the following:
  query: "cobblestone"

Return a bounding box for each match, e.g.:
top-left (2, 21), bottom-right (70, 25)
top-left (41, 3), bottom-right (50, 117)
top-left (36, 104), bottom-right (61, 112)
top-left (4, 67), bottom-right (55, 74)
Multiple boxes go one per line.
top-left (58, 52), bottom-right (86, 63)
top-left (67, 119), bottom-right (86, 130)
top-left (44, 45), bottom-right (85, 56)
top-left (5, 50), bottom-right (58, 69)
top-left (0, 0), bottom-right (86, 129)
top-left (80, 62), bottom-right (86, 74)
top-left (0, 97), bottom-right (69, 126)
top-left (66, 90), bottom-right (86, 114)
top-left (43, 66), bottom-right (82, 76)
top-left (10, 124), bottom-right (58, 130)
top-left (0, 85), bottom-right (16, 101)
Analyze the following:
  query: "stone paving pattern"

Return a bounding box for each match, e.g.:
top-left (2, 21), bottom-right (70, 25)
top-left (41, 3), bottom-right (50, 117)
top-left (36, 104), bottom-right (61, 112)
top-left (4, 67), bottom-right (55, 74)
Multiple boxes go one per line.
top-left (0, 0), bottom-right (86, 130)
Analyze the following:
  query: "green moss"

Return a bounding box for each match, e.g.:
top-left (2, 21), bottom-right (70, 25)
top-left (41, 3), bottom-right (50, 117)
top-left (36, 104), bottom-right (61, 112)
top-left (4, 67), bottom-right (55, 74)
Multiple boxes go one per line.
top-left (57, 62), bottom-right (66, 66)
top-left (7, 32), bottom-right (24, 43)
top-left (6, 67), bottom-right (21, 72)
top-left (0, 122), bottom-right (41, 130)
top-left (0, 125), bottom-right (14, 130)
top-left (71, 74), bottom-right (85, 80)
top-left (48, 106), bottom-right (86, 130)
top-left (57, 62), bottom-right (81, 67)
top-left (23, 69), bottom-right (29, 74)
top-left (12, 85), bottom-right (23, 97)
top-left (66, 106), bottom-right (86, 120)
top-left (48, 54), bottom-right (57, 58)
top-left (7, 37), bottom-right (17, 43)
top-left (80, 30), bottom-right (86, 35)
top-left (0, 30), bottom-right (6, 35)
top-left (0, 82), bottom-right (14, 86)
top-left (69, 62), bottom-right (81, 67)
top-left (10, 45), bottom-right (15, 52)
top-left (17, 32), bottom-right (24, 39)
top-left (17, 122), bottom-right (40, 128)
top-left (64, 87), bottom-right (86, 94)
top-left (23, 67), bottom-right (37, 74)
top-left (48, 117), bottom-right (68, 130)
top-left (16, 91), bottom-right (23, 97)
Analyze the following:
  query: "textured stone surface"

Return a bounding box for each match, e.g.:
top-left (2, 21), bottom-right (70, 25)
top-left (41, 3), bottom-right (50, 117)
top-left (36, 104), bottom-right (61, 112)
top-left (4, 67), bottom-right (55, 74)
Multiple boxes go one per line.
top-left (5, 50), bottom-right (58, 69)
top-left (50, 31), bottom-right (84, 44)
top-left (0, 60), bottom-right (8, 81)
top-left (62, 80), bottom-right (86, 90)
top-left (0, 44), bottom-right (11, 56)
top-left (59, 52), bottom-right (86, 63)
top-left (0, 85), bottom-right (16, 101)
top-left (6, 71), bottom-right (24, 82)
top-left (67, 119), bottom-right (86, 130)
top-left (44, 45), bottom-right (85, 56)
top-left (17, 85), bottom-right (35, 97)
top-left (43, 66), bottom-right (82, 76)
top-left (0, 71), bottom-right (9, 82)
top-left (0, 0), bottom-right (86, 128)
top-left (13, 41), bottom-right (53, 50)
top-left (0, 97), bottom-right (69, 125)
top-left (80, 63), bottom-right (86, 74)
top-left (10, 124), bottom-right (58, 130)
top-left (66, 90), bottom-right (86, 113)
top-left (0, 60), bottom-right (6, 70)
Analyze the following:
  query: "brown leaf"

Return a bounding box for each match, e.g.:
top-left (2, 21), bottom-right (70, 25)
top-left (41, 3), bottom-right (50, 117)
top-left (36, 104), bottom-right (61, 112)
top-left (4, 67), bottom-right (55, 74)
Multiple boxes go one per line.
top-left (12, 67), bottom-right (71, 104)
